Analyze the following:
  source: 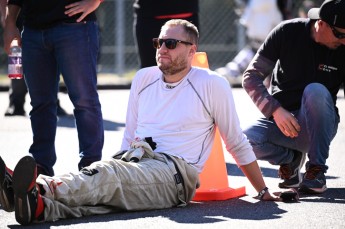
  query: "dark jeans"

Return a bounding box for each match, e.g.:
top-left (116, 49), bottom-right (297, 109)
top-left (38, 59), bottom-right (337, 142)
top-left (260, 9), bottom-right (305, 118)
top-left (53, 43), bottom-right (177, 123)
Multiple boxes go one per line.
top-left (244, 83), bottom-right (339, 172)
top-left (22, 21), bottom-right (104, 175)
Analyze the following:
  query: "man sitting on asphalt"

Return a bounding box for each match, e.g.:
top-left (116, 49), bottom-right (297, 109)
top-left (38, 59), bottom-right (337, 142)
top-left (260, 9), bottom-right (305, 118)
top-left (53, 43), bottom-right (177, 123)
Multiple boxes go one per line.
top-left (0, 19), bottom-right (287, 226)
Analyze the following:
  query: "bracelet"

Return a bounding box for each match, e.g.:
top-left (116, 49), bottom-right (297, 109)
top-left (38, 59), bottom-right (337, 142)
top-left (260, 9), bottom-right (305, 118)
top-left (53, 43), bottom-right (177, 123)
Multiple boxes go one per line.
top-left (257, 187), bottom-right (268, 200)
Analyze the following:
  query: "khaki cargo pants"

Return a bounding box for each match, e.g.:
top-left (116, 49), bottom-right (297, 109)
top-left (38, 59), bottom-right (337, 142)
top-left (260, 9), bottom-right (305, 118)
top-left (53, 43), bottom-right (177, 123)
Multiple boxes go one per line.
top-left (37, 152), bottom-right (199, 222)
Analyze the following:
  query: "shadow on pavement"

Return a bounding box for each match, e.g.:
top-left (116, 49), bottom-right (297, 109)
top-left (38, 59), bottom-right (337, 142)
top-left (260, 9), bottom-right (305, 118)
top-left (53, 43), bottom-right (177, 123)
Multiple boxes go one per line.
top-left (3, 188), bottom-right (345, 228)
top-left (5, 199), bottom-right (285, 228)
top-left (299, 187), bottom-right (345, 204)
top-left (57, 115), bottom-right (125, 131)
top-left (226, 162), bottom-right (279, 178)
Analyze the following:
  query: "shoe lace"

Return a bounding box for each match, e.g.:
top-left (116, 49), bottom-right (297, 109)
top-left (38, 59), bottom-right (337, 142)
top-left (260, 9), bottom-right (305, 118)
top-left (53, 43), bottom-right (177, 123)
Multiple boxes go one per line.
top-left (5, 169), bottom-right (13, 187)
top-left (279, 164), bottom-right (291, 179)
top-left (305, 166), bottom-right (323, 180)
top-left (5, 173), bottom-right (13, 187)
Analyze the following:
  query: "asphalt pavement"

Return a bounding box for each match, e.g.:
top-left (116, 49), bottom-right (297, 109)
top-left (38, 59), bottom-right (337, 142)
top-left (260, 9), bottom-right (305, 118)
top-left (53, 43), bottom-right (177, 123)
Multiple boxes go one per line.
top-left (0, 88), bottom-right (344, 229)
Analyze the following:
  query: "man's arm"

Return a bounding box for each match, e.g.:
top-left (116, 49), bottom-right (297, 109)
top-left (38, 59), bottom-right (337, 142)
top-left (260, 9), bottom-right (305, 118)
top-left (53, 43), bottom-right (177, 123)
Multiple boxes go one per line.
top-left (120, 70), bottom-right (142, 150)
top-left (240, 161), bottom-right (280, 200)
top-left (243, 53), bottom-right (300, 138)
top-left (210, 74), bottom-right (280, 201)
top-left (242, 53), bottom-right (280, 118)
top-left (3, 3), bottom-right (20, 54)
top-left (0, 0), bottom-right (7, 27)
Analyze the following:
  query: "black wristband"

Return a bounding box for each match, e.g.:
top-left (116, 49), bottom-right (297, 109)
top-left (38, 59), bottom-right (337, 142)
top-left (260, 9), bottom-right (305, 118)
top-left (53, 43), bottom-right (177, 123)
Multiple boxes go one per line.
top-left (257, 187), bottom-right (268, 200)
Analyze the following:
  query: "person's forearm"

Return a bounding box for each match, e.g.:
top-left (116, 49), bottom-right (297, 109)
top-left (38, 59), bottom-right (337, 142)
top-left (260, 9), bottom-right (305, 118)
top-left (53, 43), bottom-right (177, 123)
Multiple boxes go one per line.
top-left (3, 4), bottom-right (20, 53)
top-left (240, 160), bottom-right (267, 193)
top-left (0, 0), bottom-right (7, 16)
top-left (5, 4), bottom-right (20, 26)
top-left (242, 53), bottom-right (281, 118)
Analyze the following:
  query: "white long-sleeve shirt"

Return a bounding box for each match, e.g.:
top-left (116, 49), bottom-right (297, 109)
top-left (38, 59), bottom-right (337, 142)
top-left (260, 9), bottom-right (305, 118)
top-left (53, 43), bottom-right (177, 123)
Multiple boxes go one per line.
top-left (121, 66), bottom-right (256, 173)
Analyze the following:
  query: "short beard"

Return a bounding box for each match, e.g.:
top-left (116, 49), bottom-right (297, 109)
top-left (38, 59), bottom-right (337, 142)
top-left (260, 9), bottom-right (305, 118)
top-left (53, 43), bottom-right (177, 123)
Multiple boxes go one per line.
top-left (159, 56), bottom-right (188, 75)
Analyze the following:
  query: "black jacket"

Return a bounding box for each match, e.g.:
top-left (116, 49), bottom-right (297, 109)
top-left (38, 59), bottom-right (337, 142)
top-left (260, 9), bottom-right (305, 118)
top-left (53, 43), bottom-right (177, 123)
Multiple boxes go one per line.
top-left (243, 18), bottom-right (345, 118)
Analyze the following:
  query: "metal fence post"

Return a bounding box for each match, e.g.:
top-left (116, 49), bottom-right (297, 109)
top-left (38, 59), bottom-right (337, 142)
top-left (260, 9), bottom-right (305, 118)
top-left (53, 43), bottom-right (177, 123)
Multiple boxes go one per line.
top-left (115, 0), bottom-right (124, 76)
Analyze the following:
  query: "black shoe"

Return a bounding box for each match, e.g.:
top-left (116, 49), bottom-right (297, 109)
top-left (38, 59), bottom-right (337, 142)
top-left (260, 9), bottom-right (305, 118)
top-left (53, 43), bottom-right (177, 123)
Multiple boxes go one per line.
top-left (0, 157), bottom-right (14, 212)
top-left (299, 165), bottom-right (327, 194)
top-left (4, 105), bottom-right (26, 117)
top-left (57, 100), bottom-right (68, 117)
top-left (37, 164), bottom-right (54, 176)
top-left (278, 151), bottom-right (306, 188)
top-left (13, 156), bottom-right (44, 225)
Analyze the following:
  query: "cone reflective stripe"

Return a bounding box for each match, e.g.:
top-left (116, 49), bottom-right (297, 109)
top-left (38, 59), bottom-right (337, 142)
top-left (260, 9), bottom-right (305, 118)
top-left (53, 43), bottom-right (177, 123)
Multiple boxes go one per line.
top-left (191, 52), bottom-right (246, 201)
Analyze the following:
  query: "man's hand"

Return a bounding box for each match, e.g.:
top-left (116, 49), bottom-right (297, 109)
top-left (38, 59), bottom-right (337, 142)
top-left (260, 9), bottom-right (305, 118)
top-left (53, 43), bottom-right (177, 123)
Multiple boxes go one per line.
top-left (257, 189), bottom-right (282, 201)
top-left (258, 188), bottom-right (299, 202)
top-left (272, 107), bottom-right (300, 138)
top-left (65, 0), bottom-right (101, 23)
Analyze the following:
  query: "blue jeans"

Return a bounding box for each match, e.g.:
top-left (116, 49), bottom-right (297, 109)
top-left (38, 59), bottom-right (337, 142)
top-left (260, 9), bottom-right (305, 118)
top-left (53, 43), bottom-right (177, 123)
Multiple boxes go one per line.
top-left (244, 83), bottom-right (339, 172)
top-left (22, 21), bottom-right (104, 175)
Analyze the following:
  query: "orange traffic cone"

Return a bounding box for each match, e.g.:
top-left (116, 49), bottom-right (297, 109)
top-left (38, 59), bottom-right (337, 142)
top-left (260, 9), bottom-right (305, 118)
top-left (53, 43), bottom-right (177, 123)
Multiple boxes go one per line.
top-left (191, 52), bottom-right (246, 201)
top-left (193, 128), bottom-right (246, 201)
top-left (191, 52), bottom-right (209, 69)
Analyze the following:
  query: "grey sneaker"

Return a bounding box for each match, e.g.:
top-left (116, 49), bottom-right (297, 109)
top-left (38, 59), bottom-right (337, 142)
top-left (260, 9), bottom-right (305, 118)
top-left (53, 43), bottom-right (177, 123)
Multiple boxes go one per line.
top-left (278, 151), bottom-right (306, 188)
top-left (299, 165), bottom-right (327, 194)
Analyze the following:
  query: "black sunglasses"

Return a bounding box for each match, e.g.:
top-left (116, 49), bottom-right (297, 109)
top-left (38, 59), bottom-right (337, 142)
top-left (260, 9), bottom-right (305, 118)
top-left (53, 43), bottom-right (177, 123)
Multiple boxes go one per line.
top-left (330, 25), bottom-right (345, 39)
top-left (152, 38), bottom-right (193, 49)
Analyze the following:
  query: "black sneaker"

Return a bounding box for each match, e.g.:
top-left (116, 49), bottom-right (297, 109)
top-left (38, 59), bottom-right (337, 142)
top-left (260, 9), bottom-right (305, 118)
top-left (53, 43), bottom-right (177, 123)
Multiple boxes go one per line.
top-left (37, 164), bottom-right (54, 177)
top-left (13, 156), bottom-right (44, 225)
top-left (278, 151), bottom-right (306, 188)
top-left (0, 157), bottom-right (14, 212)
top-left (299, 165), bottom-right (327, 194)
top-left (4, 105), bottom-right (26, 117)
top-left (56, 99), bottom-right (69, 117)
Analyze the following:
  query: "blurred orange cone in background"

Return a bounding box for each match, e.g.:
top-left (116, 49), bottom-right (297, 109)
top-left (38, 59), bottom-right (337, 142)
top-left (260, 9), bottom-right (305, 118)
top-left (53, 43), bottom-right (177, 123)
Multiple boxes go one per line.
top-left (191, 52), bottom-right (246, 201)
top-left (191, 52), bottom-right (209, 69)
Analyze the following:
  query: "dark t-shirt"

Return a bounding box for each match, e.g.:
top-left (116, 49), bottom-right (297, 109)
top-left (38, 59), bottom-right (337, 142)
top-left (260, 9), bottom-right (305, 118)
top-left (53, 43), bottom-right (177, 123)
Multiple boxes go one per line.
top-left (8, 0), bottom-right (96, 29)
top-left (259, 18), bottom-right (345, 111)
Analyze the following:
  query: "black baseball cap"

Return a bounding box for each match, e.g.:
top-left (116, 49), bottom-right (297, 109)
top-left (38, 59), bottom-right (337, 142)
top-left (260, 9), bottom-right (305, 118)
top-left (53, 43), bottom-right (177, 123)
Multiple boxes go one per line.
top-left (308, 0), bottom-right (345, 28)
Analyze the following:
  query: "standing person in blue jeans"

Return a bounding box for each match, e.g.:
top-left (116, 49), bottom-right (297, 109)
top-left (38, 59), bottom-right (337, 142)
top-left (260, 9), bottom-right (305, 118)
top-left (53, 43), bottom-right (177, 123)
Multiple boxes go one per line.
top-left (1, 3), bottom-right (68, 117)
top-left (2, 0), bottom-right (105, 176)
top-left (242, 0), bottom-right (345, 194)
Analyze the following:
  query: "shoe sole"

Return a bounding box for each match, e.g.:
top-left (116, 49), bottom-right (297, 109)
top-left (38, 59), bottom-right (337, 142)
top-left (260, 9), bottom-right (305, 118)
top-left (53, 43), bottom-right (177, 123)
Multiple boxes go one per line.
top-left (0, 157), bottom-right (14, 212)
top-left (299, 184), bottom-right (327, 194)
top-left (12, 156), bottom-right (37, 226)
top-left (279, 152), bottom-right (307, 189)
top-left (278, 182), bottom-right (300, 189)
